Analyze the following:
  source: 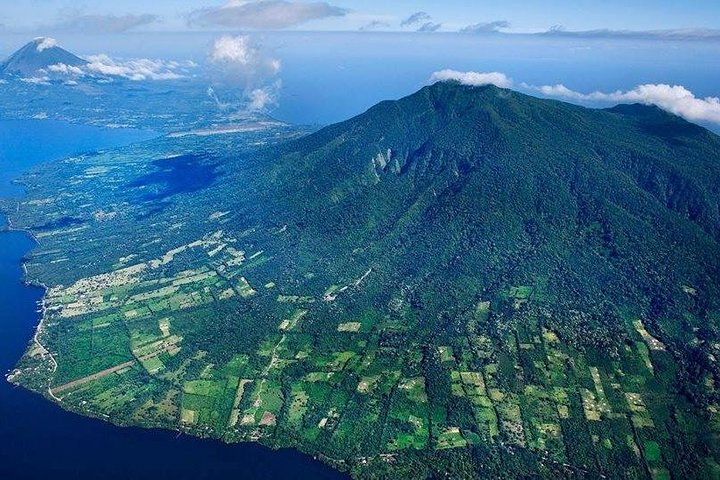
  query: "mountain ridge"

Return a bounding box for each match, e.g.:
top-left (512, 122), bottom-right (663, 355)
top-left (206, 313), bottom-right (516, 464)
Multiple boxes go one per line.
top-left (246, 81), bottom-right (720, 358)
top-left (266, 81), bottom-right (719, 238)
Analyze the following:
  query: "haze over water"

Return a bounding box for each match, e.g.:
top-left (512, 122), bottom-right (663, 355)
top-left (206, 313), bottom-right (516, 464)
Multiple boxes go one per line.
top-left (1, 32), bottom-right (717, 126)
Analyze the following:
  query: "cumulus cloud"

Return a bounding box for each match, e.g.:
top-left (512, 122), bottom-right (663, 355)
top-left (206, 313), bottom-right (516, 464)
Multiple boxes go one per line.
top-left (207, 35), bottom-right (282, 112)
top-left (85, 55), bottom-right (195, 81)
top-left (430, 69), bottom-right (720, 125)
top-left (430, 69), bottom-right (513, 89)
top-left (189, 0), bottom-right (347, 29)
top-left (209, 35), bottom-right (281, 77)
top-left (460, 20), bottom-right (510, 34)
top-left (48, 14), bottom-right (158, 33)
top-left (35, 37), bottom-right (57, 52)
top-left (541, 26), bottom-right (720, 41)
top-left (401, 11), bottom-right (431, 27)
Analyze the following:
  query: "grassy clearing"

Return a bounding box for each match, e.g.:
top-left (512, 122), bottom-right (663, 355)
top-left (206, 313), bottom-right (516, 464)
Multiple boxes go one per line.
top-left (337, 322), bottom-right (362, 333)
top-left (181, 409), bottom-right (197, 424)
top-left (435, 427), bottom-right (467, 450)
top-left (237, 277), bottom-right (257, 298)
top-left (279, 309), bottom-right (307, 332)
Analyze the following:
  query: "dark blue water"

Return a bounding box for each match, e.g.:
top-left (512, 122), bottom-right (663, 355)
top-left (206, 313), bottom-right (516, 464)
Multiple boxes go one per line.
top-left (0, 119), bottom-right (156, 196)
top-left (0, 120), bottom-right (346, 480)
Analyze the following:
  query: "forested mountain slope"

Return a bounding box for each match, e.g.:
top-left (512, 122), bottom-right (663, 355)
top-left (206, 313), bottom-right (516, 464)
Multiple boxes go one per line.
top-left (7, 82), bottom-right (720, 478)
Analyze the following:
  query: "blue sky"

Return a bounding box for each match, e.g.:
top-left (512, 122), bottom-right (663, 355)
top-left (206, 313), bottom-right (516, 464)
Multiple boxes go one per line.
top-left (2, 0), bottom-right (720, 34)
top-left (0, 2), bottom-right (718, 129)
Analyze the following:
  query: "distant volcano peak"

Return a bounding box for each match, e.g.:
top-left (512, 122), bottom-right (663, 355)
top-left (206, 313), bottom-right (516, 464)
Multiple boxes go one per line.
top-left (0, 37), bottom-right (87, 77)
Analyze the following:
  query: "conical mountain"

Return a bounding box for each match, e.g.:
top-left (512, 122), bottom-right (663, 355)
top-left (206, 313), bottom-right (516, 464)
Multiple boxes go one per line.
top-left (0, 37), bottom-right (87, 77)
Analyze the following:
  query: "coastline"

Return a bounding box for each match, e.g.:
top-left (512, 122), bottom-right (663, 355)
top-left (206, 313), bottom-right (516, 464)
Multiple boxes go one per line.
top-left (0, 206), bottom-right (352, 478)
top-left (1, 213), bottom-right (351, 478)
top-left (0, 119), bottom-right (350, 480)
top-left (1, 185), bottom-right (59, 401)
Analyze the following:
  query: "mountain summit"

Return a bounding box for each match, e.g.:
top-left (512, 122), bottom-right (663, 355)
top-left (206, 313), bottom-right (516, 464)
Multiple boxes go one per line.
top-left (0, 37), bottom-right (87, 77)
top-left (259, 80), bottom-right (720, 353)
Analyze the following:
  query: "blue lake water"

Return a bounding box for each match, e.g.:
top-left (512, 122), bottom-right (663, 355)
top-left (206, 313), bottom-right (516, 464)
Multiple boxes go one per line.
top-left (0, 120), bottom-right (346, 480)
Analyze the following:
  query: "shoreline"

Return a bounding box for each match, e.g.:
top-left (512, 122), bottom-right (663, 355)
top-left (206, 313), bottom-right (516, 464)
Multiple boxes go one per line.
top-left (1, 203), bottom-right (58, 400)
top-left (0, 122), bottom-right (350, 479)
top-left (0, 207), bottom-right (350, 480)
top-left (0, 118), bottom-right (349, 480)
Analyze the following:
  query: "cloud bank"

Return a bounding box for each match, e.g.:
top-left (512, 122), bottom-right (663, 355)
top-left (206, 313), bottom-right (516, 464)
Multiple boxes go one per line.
top-left (541, 26), bottom-right (720, 41)
top-left (47, 63), bottom-right (84, 76)
top-left (48, 14), bottom-right (158, 33)
top-left (34, 55), bottom-right (197, 83)
top-left (207, 35), bottom-right (282, 111)
top-left (189, 0), bottom-right (347, 29)
top-left (460, 21), bottom-right (510, 34)
top-left (85, 55), bottom-right (195, 81)
top-left (417, 22), bottom-right (441, 33)
top-left (526, 83), bottom-right (720, 124)
top-left (359, 20), bottom-right (389, 32)
top-left (430, 69), bottom-right (720, 125)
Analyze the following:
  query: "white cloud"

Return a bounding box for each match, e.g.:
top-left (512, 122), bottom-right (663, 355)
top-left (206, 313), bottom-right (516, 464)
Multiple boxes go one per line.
top-left (35, 37), bottom-right (57, 52)
top-left (207, 86), bottom-right (232, 110)
top-left (208, 35), bottom-right (282, 112)
top-left (47, 63), bottom-right (85, 76)
top-left (209, 35), bottom-right (281, 76)
top-left (21, 76), bottom-right (51, 85)
top-left (248, 83), bottom-right (281, 110)
top-left (526, 83), bottom-right (720, 124)
top-left (430, 69), bottom-right (513, 88)
top-left (84, 54), bottom-right (193, 81)
top-left (22, 52), bottom-right (196, 83)
top-left (189, 0), bottom-right (347, 29)
top-left (430, 69), bottom-right (720, 125)
top-left (212, 36), bottom-right (253, 65)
